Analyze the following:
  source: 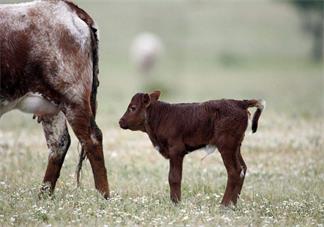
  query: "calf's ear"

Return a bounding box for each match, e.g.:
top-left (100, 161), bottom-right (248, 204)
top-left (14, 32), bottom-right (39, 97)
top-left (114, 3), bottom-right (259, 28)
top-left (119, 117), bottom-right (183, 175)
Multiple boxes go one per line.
top-left (143, 91), bottom-right (160, 107)
top-left (149, 91), bottom-right (161, 102)
top-left (143, 94), bottom-right (150, 106)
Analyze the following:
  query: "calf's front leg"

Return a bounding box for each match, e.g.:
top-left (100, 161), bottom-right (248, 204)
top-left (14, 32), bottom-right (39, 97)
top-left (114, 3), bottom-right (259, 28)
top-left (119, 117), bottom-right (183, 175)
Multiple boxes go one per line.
top-left (168, 154), bottom-right (184, 203)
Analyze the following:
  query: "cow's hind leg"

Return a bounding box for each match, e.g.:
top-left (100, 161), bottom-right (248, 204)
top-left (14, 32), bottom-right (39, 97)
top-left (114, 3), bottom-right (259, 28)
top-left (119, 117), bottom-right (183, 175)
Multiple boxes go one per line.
top-left (40, 112), bottom-right (71, 196)
top-left (64, 105), bottom-right (109, 199)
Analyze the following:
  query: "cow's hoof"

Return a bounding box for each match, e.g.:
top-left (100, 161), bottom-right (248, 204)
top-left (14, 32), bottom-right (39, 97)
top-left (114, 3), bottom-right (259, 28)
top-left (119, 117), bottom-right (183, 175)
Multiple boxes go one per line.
top-left (38, 183), bottom-right (53, 199)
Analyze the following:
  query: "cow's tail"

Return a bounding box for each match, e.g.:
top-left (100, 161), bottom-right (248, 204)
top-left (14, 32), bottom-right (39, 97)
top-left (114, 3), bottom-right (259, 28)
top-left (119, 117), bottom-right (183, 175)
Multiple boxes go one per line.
top-left (75, 24), bottom-right (100, 187)
top-left (241, 99), bottom-right (266, 133)
top-left (63, 1), bottom-right (100, 186)
top-left (89, 25), bottom-right (100, 118)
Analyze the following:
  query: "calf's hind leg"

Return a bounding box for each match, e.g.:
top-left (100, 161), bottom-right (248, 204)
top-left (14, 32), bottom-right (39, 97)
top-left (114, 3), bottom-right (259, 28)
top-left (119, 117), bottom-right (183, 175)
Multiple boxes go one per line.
top-left (40, 112), bottom-right (71, 195)
top-left (218, 140), bottom-right (242, 206)
top-left (235, 148), bottom-right (247, 197)
top-left (63, 105), bottom-right (109, 199)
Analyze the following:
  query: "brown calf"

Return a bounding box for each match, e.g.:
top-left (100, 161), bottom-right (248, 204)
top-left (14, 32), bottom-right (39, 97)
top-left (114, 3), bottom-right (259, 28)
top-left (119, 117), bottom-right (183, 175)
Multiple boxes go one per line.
top-left (0, 1), bottom-right (109, 198)
top-left (119, 91), bottom-right (265, 206)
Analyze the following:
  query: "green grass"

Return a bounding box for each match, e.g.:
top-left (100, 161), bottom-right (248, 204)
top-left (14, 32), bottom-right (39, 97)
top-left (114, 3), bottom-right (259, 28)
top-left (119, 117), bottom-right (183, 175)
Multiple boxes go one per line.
top-left (0, 116), bottom-right (323, 226)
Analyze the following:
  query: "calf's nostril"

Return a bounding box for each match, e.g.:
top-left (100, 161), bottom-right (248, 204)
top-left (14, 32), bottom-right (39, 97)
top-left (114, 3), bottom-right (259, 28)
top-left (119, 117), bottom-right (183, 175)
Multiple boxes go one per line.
top-left (119, 119), bottom-right (126, 128)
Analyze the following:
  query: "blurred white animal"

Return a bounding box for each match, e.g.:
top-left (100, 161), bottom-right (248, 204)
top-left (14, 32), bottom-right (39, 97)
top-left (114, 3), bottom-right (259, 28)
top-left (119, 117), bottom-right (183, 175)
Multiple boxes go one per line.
top-left (130, 32), bottom-right (163, 75)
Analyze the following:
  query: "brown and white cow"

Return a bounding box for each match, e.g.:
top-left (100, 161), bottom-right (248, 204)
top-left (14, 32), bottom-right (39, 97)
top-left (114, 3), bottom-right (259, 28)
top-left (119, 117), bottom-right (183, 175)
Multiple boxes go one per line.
top-left (0, 0), bottom-right (109, 198)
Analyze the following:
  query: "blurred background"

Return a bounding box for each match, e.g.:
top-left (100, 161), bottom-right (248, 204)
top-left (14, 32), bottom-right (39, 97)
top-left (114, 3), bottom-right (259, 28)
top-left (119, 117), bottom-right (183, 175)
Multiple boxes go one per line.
top-left (0, 0), bottom-right (323, 128)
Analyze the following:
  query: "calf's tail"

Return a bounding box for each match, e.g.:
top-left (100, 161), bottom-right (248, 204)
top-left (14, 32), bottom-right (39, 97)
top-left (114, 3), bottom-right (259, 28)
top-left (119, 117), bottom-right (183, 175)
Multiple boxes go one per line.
top-left (242, 99), bottom-right (266, 133)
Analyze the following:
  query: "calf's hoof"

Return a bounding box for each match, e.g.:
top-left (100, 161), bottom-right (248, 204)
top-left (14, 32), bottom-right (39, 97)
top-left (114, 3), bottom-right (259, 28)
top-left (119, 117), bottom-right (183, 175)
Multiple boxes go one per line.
top-left (101, 191), bottom-right (110, 200)
top-left (171, 196), bottom-right (181, 204)
top-left (219, 201), bottom-right (236, 211)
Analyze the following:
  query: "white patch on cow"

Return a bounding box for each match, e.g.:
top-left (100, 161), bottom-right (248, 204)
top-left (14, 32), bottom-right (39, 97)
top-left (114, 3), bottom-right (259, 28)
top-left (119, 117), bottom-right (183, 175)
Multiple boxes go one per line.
top-left (154, 146), bottom-right (160, 152)
top-left (0, 1), bottom-right (41, 30)
top-left (261, 99), bottom-right (266, 109)
top-left (205, 144), bottom-right (216, 155)
top-left (55, 1), bottom-right (90, 49)
top-left (0, 1), bottom-right (37, 15)
top-left (45, 112), bottom-right (67, 158)
top-left (201, 145), bottom-right (217, 161)
top-left (256, 99), bottom-right (266, 110)
top-left (0, 0), bottom-right (41, 9)
top-left (48, 148), bottom-right (54, 156)
top-left (91, 133), bottom-right (99, 145)
top-left (240, 169), bottom-right (245, 178)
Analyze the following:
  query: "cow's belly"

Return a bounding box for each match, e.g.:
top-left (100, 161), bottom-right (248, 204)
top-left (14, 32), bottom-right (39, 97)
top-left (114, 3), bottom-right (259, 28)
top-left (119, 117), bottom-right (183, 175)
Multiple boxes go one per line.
top-left (0, 93), bottom-right (59, 118)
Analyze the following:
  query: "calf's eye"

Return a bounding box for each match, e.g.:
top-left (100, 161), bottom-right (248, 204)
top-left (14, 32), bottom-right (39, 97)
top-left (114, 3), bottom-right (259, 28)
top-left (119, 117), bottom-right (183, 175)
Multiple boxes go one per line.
top-left (129, 106), bottom-right (136, 112)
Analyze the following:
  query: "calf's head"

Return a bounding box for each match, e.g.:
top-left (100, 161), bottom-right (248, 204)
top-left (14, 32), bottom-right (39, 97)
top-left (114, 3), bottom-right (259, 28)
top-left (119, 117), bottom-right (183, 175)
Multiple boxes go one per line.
top-left (119, 91), bottom-right (160, 131)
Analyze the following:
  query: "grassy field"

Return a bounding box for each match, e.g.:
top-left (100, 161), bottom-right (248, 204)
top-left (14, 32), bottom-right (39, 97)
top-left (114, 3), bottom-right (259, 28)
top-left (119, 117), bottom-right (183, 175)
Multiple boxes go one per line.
top-left (0, 115), bottom-right (323, 226)
top-left (0, 0), bottom-right (324, 226)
